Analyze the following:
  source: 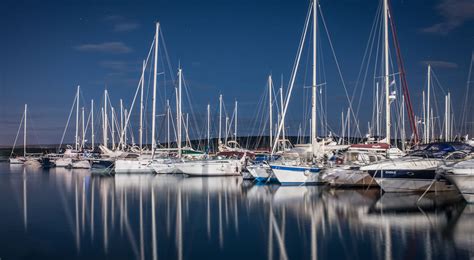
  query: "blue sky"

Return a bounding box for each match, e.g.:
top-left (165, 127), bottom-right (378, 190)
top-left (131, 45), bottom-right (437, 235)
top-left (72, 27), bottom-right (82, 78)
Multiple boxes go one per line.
top-left (0, 0), bottom-right (473, 146)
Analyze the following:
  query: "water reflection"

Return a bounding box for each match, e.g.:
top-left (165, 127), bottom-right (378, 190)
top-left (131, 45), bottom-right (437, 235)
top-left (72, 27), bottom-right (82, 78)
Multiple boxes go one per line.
top-left (1, 163), bottom-right (473, 259)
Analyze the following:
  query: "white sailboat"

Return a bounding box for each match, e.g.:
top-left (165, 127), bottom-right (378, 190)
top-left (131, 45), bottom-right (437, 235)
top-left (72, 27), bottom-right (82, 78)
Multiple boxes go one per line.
top-left (269, 0), bottom-right (327, 185)
top-left (9, 104), bottom-right (28, 164)
top-left (115, 22), bottom-right (160, 174)
top-left (9, 104), bottom-right (41, 167)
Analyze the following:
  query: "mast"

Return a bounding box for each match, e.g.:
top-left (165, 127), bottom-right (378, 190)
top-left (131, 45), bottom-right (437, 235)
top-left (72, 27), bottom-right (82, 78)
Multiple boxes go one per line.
top-left (268, 75), bottom-right (273, 148)
top-left (140, 60), bottom-right (145, 152)
top-left (167, 99), bottom-right (170, 150)
top-left (120, 99), bottom-right (124, 149)
top-left (402, 95), bottom-right (406, 151)
top-left (104, 89), bottom-right (108, 148)
top-left (91, 100), bottom-right (94, 149)
top-left (280, 86), bottom-right (285, 147)
top-left (81, 107), bottom-right (85, 149)
top-left (75, 85), bottom-right (80, 151)
top-left (177, 68), bottom-right (182, 158)
top-left (124, 109), bottom-right (128, 147)
top-left (24, 104), bottom-right (27, 157)
top-left (383, 0), bottom-right (391, 145)
top-left (445, 93), bottom-right (448, 141)
top-left (234, 100), bottom-right (238, 141)
top-left (207, 103), bottom-right (211, 150)
top-left (225, 116), bottom-right (229, 146)
top-left (219, 94), bottom-right (222, 145)
top-left (426, 65), bottom-right (431, 143)
top-left (376, 82), bottom-right (380, 138)
top-left (111, 107), bottom-right (115, 150)
top-left (311, 0), bottom-right (318, 158)
top-left (151, 22), bottom-right (160, 157)
top-left (422, 91), bottom-right (426, 143)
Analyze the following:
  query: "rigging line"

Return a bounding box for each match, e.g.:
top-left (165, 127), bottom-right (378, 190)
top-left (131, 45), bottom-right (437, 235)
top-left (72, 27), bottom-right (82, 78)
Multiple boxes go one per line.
top-left (319, 4), bottom-right (362, 137)
top-left (59, 92), bottom-right (78, 150)
top-left (118, 35), bottom-right (155, 148)
top-left (388, 0), bottom-right (419, 143)
top-left (10, 112), bottom-right (25, 157)
top-left (272, 0), bottom-right (312, 154)
top-left (460, 54), bottom-right (473, 133)
top-left (353, 1), bottom-right (382, 118)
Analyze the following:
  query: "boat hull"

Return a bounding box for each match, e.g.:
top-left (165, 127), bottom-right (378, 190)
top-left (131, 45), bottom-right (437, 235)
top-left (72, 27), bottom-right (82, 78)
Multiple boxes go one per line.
top-left (114, 159), bottom-right (154, 174)
top-left (71, 160), bottom-right (91, 169)
top-left (323, 167), bottom-right (378, 188)
top-left (176, 160), bottom-right (241, 176)
top-left (55, 158), bottom-right (73, 167)
top-left (270, 165), bottom-right (320, 185)
top-left (367, 170), bottom-right (456, 193)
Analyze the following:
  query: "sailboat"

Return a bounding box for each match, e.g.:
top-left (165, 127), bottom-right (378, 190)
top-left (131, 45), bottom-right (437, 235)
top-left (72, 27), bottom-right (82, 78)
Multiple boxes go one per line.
top-left (269, 0), bottom-right (342, 185)
top-left (115, 22), bottom-right (160, 174)
top-left (9, 104), bottom-right (40, 167)
top-left (440, 157), bottom-right (474, 203)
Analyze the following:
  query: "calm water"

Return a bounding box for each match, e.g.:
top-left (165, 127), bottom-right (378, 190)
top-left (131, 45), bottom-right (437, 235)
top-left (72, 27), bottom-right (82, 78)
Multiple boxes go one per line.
top-left (1, 162), bottom-right (473, 260)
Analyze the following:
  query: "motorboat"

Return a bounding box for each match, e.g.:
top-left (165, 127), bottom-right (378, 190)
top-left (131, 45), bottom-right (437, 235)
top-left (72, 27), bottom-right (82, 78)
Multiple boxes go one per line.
top-left (440, 158), bottom-right (474, 203)
top-left (360, 142), bottom-right (472, 193)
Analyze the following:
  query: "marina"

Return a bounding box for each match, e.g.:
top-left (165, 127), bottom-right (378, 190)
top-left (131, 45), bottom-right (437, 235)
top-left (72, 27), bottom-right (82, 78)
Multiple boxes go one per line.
top-left (1, 0), bottom-right (474, 259)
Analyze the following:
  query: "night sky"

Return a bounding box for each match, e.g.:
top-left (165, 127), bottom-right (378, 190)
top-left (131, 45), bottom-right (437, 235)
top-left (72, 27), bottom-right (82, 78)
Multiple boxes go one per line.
top-left (0, 0), bottom-right (473, 146)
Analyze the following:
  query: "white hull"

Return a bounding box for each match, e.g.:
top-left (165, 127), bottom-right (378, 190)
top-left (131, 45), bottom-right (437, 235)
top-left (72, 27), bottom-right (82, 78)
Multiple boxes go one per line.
top-left (24, 159), bottom-right (41, 168)
top-left (176, 160), bottom-right (241, 176)
top-left (375, 178), bottom-right (456, 193)
top-left (71, 160), bottom-right (91, 169)
top-left (247, 164), bottom-right (273, 181)
top-left (151, 163), bottom-right (177, 174)
top-left (322, 167), bottom-right (377, 187)
top-left (445, 159), bottom-right (474, 203)
top-left (9, 157), bottom-right (25, 164)
top-left (114, 159), bottom-right (154, 173)
top-left (55, 158), bottom-right (73, 167)
top-left (270, 165), bottom-right (320, 185)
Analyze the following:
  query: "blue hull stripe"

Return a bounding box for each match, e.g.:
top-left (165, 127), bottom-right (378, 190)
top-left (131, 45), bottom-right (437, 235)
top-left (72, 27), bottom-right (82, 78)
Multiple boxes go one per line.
top-left (270, 165), bottom-right (320, 173)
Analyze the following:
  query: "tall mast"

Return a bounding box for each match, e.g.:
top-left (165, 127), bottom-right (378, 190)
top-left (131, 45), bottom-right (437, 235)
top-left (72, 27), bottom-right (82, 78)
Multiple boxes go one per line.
top-left (268, 75), bottom-right (273, 148)
top-left (167, 99), bottom-right (170, 150)
top-left (177, 68), bottom-right (182, 158)
top-left (445, 94), bottom-right (448, 141)
top-left (24, 104), bottom-right (27, 157)
top-left (401, 95), bottom-right (406, 151)
top-left (81, 107), bottom-right (85, 149)
top-left (422, 91), bottom-right (426, 143)
top-left (225, 116), bottom-right (229, 146)
top-left (104, 89), bottom-right (108, 148)
top-left (426, 65), bottom-right (431, 143)
top-left (376, 82), bottom-right (380, 138)
top-left (75, 85), bottom-right (80, 151)
top-left (219, 94), bottom-right (222, 145)
top-left (280, 86), bottom-right (285, 145)
top-left (124, 109), bottom-right (128, 147)
top-left (120, 99), bottom-right (124, 149)
top-left (207, 103), bottom-right (211, 150)
top-left (140, 60), bottom-right (145, 152)
top-left (91, 99), bottom-right (94, 149)
top-left (311, 0), bottom-right (318, 158)
top-left (111, 107), bottom-right (115, 150)
top-left (234, 100), bottom-right (238, 141)
top-left (151, 22), bottom-right (160, 156)
top-left (383, 0), bottom-right (391, 145)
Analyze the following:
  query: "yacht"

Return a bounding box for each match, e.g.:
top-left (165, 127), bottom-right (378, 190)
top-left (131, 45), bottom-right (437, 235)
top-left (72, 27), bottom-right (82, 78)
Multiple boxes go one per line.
top-left (360, 142), bottom-right (472, 193)
top-left (440, 158), bottom-right (474, 203)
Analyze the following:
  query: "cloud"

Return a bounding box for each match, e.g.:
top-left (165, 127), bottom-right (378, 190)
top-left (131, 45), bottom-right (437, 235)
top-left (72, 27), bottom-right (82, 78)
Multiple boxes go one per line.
top-left (114, 22), bottom-right (140, 32)
top-left (74, 42), bottom-right (132, 54)
top-left (104, 14), bottom-right (140, 32)
top-left (422, 0), bottom-right (474, 35)
top-left (421, 60), bottom-right (459, 69)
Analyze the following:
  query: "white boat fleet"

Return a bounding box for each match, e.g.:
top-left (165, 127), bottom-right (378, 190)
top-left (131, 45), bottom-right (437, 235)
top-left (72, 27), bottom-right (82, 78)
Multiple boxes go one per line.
top-left (6, 0), bottom-right (474, 204)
